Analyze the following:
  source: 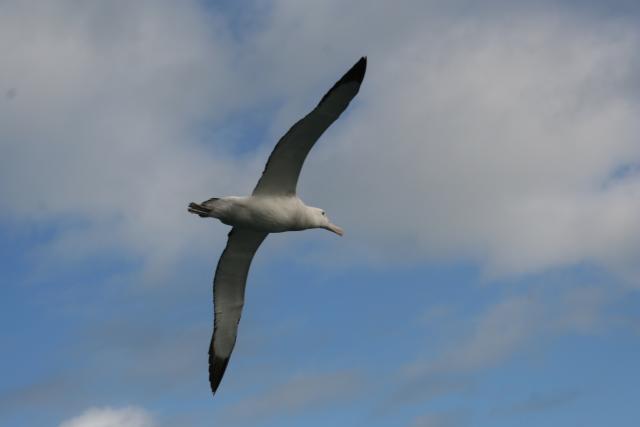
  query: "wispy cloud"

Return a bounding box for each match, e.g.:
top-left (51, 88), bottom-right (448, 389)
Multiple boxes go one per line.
top-left (58, 406), bottom-right (155, 427)
top-left (439, 286), bottom-right (614, 372)
top-left (392, 281), bottom-right (618, 404)
top-left (494, 389), bottom-right (581, 416)
top-left (0, 376), bottom-right (72, 414)
top-left (222, 370), bottom-right (364, 424)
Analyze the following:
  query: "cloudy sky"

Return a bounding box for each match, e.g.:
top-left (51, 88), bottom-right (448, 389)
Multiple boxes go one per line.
top-left (2, 1), bottom-right (639, 426)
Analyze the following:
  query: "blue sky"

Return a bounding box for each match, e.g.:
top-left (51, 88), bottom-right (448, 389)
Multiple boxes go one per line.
top-left (1, 1), bottom-right (640, 426)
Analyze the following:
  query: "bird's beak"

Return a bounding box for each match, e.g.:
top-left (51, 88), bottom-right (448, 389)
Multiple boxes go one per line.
top-left (326, 223), bottom-right (344, 236)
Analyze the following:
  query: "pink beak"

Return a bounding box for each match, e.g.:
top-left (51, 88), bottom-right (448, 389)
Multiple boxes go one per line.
top-left (326, 223), bottom-right (344, 236)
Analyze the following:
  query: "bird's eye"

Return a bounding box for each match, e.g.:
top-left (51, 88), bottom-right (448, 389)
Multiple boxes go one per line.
top-left (322, 211), bottom-right (326, 216)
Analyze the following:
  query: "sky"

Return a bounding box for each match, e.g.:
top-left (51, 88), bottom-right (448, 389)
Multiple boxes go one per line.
top-left (1, 0), bottom-right (639, 426)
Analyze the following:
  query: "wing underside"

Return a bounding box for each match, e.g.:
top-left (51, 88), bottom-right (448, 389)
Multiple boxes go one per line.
top-left (209, 227), bottom-right (268, 394)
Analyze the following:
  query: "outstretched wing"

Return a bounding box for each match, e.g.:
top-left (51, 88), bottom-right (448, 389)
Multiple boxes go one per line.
top-left (252, 57), bottom-right (367, 196)
top-left (209, 227), bottom-right (268, 395)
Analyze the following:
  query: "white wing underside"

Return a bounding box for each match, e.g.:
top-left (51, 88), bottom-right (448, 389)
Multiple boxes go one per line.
top-left (209, 227), bottom-right (267, 394)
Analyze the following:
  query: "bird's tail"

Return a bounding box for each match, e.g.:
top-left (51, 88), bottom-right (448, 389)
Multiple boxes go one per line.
top-left (188, 198), bottom-right (219, 218)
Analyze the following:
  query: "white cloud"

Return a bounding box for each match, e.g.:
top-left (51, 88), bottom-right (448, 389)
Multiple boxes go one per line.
top-left (0, 0), bottom-right (260, 277)
top-left (291, 4), bottom-right (640, 280)
top-left (59, 406), bottom-right (154, 427)
top-left (2, 0), bottom-right (640, 282)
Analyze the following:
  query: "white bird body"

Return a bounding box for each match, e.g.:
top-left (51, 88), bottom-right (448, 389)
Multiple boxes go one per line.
top-left (201, 195), bottom-right (341, 234)
top-left (188, 57), bottom-right (365, 396)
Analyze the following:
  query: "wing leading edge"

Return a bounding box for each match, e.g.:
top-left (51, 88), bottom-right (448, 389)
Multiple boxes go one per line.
top-left (252, 57), bottom-right (367, 196)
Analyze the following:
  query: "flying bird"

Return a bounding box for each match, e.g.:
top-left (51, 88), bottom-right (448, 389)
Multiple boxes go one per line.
top-left (188, 57), bottom-right (367, 395)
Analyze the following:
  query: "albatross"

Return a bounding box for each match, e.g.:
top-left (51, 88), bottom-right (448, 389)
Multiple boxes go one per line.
top-left (188, 57), bottom-right (367, 395)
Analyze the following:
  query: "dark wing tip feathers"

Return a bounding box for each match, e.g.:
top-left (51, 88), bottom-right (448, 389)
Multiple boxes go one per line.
top-left (340, 56), bottom-right (367, 85)
top-left (209, 353), bottom-right (230, 395)
top-left (319, 56), bottom-right (367, 105)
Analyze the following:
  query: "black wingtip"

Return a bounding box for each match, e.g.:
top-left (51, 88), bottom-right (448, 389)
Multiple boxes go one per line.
top-left (209, 354), bottom-right (230, 395)
top-left (340, 56), bottom-right (367, 86)
top-left (318, 57), bottom-right (367, 106)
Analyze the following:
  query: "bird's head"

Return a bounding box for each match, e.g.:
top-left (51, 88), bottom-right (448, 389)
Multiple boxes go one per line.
top-left (311, 207), bottom-right (343, 236)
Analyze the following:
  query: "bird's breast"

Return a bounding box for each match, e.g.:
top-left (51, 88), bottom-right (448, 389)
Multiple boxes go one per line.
top-left (221, 196), bottom-right (308, 232)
